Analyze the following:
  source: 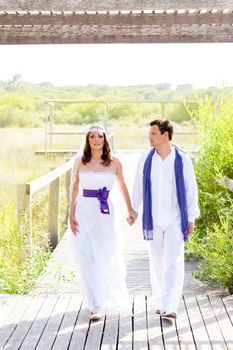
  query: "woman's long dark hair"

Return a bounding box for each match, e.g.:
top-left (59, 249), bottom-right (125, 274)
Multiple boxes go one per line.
top-left (81, 131), bottom-right (112, 166)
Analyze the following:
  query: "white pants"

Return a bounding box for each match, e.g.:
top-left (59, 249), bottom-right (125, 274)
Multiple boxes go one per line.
top-left (148, 223), bottom-right (184, 314)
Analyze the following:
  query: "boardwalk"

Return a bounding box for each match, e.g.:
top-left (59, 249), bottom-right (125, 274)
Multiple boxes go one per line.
top-left (0, 152), bottom-right (233, 349)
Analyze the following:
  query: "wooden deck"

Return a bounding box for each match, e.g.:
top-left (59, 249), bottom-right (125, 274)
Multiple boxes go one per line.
top-left (0, 293), bottom-right (232, 349)
top-left (1, 152), bottom-right (233, 349)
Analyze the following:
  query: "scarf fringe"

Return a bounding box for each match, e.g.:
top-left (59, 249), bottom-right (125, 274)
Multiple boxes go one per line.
top-left (143, 230), bottom-right (154, 241)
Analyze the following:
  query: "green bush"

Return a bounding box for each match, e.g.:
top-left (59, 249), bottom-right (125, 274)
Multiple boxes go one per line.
top-left (189, 216), bottom-right (233, 294)
top-left (0, 92), bottom-right (43, 127)
top-left (187, 92), bottom-right (233, 293)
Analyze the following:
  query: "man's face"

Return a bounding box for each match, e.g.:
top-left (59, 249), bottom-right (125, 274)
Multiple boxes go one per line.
top-left (149, 125), bottom-right (167, 147)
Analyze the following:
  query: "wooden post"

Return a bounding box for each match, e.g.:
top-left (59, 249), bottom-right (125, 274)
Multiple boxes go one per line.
top-left (17, 184), bottom-right (32, 255)
top-left (45, 104), bottom-right (49, 155)
top-left (49, 103), bottom-right (54, 149)
top-left (161, 103), bottom-right (165, 119)
top-left (49, 177), bottom-right (60, 250)
top-left (104, 102), bottom-right (108, 132)
top-left (65, 169), bottom-right (71, 223)
top-left (108, 132), bottom-right (114, 151)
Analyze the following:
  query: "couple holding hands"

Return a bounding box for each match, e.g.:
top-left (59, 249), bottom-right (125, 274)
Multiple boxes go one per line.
top-left (69, 119), bottom-right (199, 321)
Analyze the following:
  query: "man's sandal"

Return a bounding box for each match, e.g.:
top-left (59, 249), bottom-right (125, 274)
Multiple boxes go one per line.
top-left (161, 312), bottom-right (177, 319)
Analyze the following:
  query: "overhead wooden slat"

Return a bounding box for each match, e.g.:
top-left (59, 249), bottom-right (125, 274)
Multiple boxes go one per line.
top-left (0, 1), bottom-right (233, 44)
top-left (0, 23), bottom-right (233, 44)
top-left (0, 11), bottom-right (233, 26)
top-left (0, 0), bottom-right (233, 11)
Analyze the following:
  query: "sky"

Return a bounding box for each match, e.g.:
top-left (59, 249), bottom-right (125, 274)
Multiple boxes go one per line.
top-left (0, 43), bottom-right (233, 88)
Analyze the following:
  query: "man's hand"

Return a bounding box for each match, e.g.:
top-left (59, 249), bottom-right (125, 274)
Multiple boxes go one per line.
top-left (188, 222), bottom-right (195, 235)
top-left (127, 209), bottom-right (138, 225)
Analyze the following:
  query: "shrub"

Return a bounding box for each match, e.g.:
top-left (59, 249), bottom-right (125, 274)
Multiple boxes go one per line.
top-left (187, 92), bottom-right (233, 293)
top-left (190, 216), bottom-right (233, 294)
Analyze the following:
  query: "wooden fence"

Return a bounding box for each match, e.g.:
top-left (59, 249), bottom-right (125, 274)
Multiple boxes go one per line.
top-left (17, 157), bottom-right (75, 255)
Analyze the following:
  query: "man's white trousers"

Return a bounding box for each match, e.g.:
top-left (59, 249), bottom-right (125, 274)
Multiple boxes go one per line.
top-left (148, 223), bottom-right (184, 314)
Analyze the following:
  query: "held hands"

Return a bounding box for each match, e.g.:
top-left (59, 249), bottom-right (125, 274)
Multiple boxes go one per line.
top-left (69, 212), bottom-right (79, 235)
top-left (127, 209), bottom-right (138, 225)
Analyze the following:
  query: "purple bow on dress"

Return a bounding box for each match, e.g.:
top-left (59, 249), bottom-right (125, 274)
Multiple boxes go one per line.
top-left (96, 187), bottom-right (110, 214)
top-left (83, 187), bottom-right (110, 214)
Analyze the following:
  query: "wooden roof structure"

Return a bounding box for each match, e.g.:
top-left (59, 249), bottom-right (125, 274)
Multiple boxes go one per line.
top-left (0, 1), bottom-right (233, 44)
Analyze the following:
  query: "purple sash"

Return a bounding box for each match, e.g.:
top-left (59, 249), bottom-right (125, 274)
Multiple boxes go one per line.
top-left (83, 187), bottom-right (110, 214)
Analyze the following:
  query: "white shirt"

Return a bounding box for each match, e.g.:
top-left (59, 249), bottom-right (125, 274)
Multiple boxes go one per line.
top-left (132, 148), bottom-right (200, 227)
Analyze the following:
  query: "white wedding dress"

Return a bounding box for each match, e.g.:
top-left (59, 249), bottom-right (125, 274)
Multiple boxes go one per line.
top-left (70, 171), bottom-right (129, 314)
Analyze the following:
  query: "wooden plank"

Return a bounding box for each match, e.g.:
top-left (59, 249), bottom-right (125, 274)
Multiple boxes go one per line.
top-left (146, 296), bottom-right (164, 350)
top-left (1, 25), bottom-right (233, 45)
top-left (68, 303), bottom-right (91, 350)
top-left (36, 295), bottom-right (70, 350)
top-left (101, 314), bottom-right (119, 350)
top-left (196, 294), bottom-right (227, 350)
top-left (184, 295), bottom-right (212, 350)
top-left (0, 296), bottom-right (18, 329)
top-left (20, 295), bottom-right (58, 350)
top-left (84, 314), bottom-right (105, 350)
top-left (133, 295), bottom-right (148, 349)
top-left (161, 311), bottom-right (180, 350)
top-left (176, 297), bottom-right (196, 350)
top-left (3, 296), bottom-right (45, 349)
top-left (0, 0), bottom-right (232, 12)
top-left (1, 11), bottom-right (233, 26)
top-left (117, 297), bottom-right (133, 349)
top-left (0, 296), bottom-right (33, 348)
top-left (209, 295), bottom-right (233, 349)
top-left (52, 295), bottom-right (82, 350)
top-left (222, 295), bottom-right (233, 325)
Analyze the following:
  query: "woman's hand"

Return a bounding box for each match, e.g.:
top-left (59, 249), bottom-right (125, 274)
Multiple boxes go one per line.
top-left (127, 209), bottom-right (138, 225)
top-left (69, 212), bottom-right (79, 235)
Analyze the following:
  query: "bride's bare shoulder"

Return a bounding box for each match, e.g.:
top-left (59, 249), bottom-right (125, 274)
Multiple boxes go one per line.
top-left (111, 156), bottom-right (122, 173)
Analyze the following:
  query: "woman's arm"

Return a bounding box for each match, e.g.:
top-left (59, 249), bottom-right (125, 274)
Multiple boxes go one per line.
top-left (115, 158), bottom-right (138, 225)
top-left (69, 157), bottom-right (80, 235)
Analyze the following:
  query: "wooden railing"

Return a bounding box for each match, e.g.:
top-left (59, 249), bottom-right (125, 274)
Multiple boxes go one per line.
top-left (17, 157), bottom-right (76, 254)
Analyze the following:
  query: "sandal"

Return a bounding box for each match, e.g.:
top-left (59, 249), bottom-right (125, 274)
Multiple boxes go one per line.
top-left (90, 312), bottom-right (102, 321)
top-left (161, 312), bottom-right (177, 319)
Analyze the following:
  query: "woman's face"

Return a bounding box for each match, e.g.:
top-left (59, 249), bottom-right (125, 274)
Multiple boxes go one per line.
top-left (88, 131), bottom-right (105, 151)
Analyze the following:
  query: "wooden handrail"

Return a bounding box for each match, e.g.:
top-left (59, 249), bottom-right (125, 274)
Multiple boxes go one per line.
top-left (27, 157), bottom-right (75, 194)
top-left (18, 156), bottom-right (76, 253)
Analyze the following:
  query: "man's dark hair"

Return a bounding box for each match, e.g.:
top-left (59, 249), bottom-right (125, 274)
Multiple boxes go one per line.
top-left (150, 119), bottom-right (173, 141)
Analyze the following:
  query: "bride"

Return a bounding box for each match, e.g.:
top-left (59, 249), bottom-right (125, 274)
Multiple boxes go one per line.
top-left (69, 125), bottom-right (137, 321)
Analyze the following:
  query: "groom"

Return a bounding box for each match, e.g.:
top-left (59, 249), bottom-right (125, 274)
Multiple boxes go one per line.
top-left (132, 119), bottom-right (200, 319)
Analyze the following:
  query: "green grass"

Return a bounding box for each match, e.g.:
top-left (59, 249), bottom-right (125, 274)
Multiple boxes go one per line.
top-left (0, 127), bottom-right (70, 294)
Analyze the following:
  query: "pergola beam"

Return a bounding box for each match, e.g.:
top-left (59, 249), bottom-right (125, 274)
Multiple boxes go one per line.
top-left (1, 23), bottom-right (233, 44)
top-left (0, 11), bottom-right (233, 26)
top-left (0, 2), bottom-right (233, 44)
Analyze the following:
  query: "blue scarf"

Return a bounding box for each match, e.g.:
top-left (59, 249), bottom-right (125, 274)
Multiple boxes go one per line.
top-left (143, 148), bottom-right (189, 242)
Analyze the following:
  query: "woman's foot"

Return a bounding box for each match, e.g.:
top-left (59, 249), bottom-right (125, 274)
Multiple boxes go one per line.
top-left (90, 311), bottom-right (102, 321)
top-left (155, 309), bottom-right (161, 315)
top-left (161, 312), bottom-right (177, 319)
